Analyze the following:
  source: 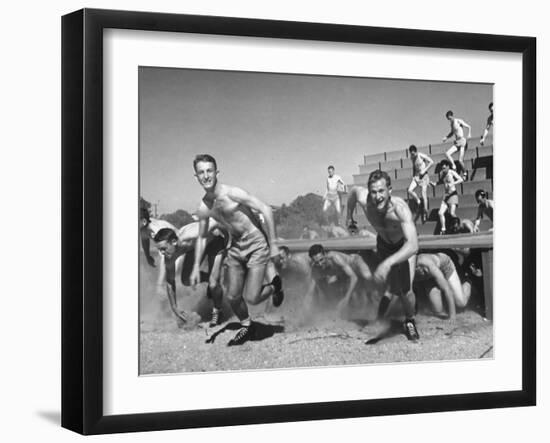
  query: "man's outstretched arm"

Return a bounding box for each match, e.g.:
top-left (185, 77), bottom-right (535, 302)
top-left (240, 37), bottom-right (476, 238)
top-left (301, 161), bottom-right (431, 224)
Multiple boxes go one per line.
top-left (165, 260), bottom-right (188, 323)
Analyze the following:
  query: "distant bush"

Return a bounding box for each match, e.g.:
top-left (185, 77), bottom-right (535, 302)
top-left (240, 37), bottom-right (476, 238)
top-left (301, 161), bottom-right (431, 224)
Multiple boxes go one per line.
top-left (274, 193), bottom-right (325, 239)
top-left (160, 209), bottom-right (194, 229)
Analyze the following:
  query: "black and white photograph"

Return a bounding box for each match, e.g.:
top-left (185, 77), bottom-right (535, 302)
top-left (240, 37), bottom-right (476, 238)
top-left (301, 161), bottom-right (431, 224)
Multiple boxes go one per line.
top-left (138, 67), bottom-right (494, 374)
top-left (3, 0), bottom-right (546, 440)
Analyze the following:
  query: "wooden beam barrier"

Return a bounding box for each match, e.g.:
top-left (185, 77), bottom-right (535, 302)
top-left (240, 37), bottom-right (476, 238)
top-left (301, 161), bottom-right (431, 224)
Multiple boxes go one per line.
top-left (276, 232), bottom-right (494, 319)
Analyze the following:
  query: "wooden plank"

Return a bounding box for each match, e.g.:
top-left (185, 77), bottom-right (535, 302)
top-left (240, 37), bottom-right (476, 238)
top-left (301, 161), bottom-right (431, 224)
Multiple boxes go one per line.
top-left (277, 232), bottom-right (493, 252)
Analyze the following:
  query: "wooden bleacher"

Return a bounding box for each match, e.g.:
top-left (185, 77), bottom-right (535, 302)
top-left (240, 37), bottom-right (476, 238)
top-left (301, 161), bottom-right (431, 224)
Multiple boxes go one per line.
top-left (348, 134), bottom-right (493, 235)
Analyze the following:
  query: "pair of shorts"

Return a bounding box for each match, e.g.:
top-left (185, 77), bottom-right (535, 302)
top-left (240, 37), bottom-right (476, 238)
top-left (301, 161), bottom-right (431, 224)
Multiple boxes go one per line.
top-left (437, 252), bottom-right (456, 280)
top-left (325, 192), bottom-right (339, 202)
top-left (225, 228), bottom-right (270, 269)
top-left (454, 137), bottom-right (467, 149)
top-left (376, 236), bottom-right (412, 295)
top-left (444, 190), bottom-right (459, 206)
top-left (180, 234), bottom-right (228, 286)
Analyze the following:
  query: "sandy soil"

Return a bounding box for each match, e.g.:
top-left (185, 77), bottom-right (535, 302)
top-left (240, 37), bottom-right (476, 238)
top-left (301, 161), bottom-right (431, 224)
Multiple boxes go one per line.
top-left (139, 262), bottom-right (493, 375)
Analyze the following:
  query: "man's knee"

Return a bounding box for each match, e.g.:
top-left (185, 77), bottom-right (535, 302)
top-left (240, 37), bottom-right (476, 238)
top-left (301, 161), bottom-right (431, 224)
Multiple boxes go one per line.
top-left (225, 286), bottom-right (242, 303)
top-left (455, 297), bottom-right (467, 309)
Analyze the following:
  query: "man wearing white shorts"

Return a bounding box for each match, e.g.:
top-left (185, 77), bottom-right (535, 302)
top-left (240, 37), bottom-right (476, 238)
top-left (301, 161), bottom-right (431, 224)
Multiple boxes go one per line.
top-left (323, 165), bottom-right (346, 224)
top-left (442, 110), bottom-right (471, 179)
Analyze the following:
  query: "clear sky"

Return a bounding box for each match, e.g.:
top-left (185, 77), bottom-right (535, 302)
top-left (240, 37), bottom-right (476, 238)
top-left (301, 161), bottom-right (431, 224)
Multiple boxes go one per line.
top-left (139, 67), bottom-right (492, 214)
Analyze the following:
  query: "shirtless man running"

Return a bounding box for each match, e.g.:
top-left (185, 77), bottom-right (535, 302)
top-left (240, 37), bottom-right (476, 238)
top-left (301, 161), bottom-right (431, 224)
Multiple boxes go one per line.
top-left (442, 110), bottom-right (472, 179)
top-left (323, 166), bottom-right (346, 224)
top-left (347, 170), bottom-right (420, 341)
top-left (473, 189), bottom-right (494, 232)
top-left (407, 145), bottom-right (435, 223)
top-left (191, 154), bottom-right (283, 346)
top-left (438, 159), bottom-right (464, 235)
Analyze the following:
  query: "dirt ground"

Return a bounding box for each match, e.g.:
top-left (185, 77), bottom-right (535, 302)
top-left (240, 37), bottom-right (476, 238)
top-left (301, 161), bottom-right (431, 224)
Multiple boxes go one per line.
top-left (139, 262), bottom-right (493, 375)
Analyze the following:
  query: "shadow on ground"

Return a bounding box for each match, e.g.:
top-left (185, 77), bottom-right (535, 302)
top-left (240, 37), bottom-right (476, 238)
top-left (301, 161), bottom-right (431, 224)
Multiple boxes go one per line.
top-left (206, 321), bottom-right (285, 344)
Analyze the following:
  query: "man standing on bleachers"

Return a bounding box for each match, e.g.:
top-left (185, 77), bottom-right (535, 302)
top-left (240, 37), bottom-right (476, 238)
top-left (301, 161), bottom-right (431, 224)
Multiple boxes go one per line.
top-left (473, 189), bottom-right (494, 232)
top-left (480, 102), bottom-right (493, 146)
top-left (438, 160), bottom-right (464, 235)
top-left (407, 145), bottom-right (434, 224)
top-left (323, 165), bottom-right (346, 225)
top-left (442, 110), bottom-right (472, 180)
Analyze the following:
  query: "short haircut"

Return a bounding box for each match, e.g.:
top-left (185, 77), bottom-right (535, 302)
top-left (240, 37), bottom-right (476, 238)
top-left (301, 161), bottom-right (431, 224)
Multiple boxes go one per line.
top-left (475, 189), bottom-right (487, 199)
top-left (153, 228), bottom-right (177, 243)
top-left (408, 145), bottom-right (417, 153)
top-left (308, 244), bottom-right (325, 258)
top-left (489, 102), bottom-right (493, 109)
top-left (367, 169), bottom-right (391, 188)
top-left (140, 207), bottom-right (150, 222)
top-left (449, 216), bottom-right (461, 233)
top-left (445, 110), bottom-right (454, 118)
top-left (440, 159), bottom-right (452, 169)
top-left (279, 245), bottom-right (290, 255)
top-left (328, 165), bottom-right (335, 170)
top-left (193, 154), bottom-right (217, 172)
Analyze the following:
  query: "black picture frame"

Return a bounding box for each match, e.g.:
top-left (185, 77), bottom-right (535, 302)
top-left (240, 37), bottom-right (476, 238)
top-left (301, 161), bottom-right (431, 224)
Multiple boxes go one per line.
top-left (61, 8), bottom-right (536, 435)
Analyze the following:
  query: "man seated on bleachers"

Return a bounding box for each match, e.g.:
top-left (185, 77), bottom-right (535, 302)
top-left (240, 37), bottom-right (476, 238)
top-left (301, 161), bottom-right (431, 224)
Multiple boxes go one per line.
top-left (414, 252), bottom-right (471, 320)
top-left (473, 189), bottom-right (494, 232)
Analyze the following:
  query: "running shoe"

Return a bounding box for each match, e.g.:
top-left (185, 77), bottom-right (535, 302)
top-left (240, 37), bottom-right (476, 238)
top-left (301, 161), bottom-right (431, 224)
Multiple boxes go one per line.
top-left (209, 309), bottom-right (222, 327)
top-left (403, 318), bottom-right (420, 341)
top-left (227, 323), bottom-right (254, 346)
